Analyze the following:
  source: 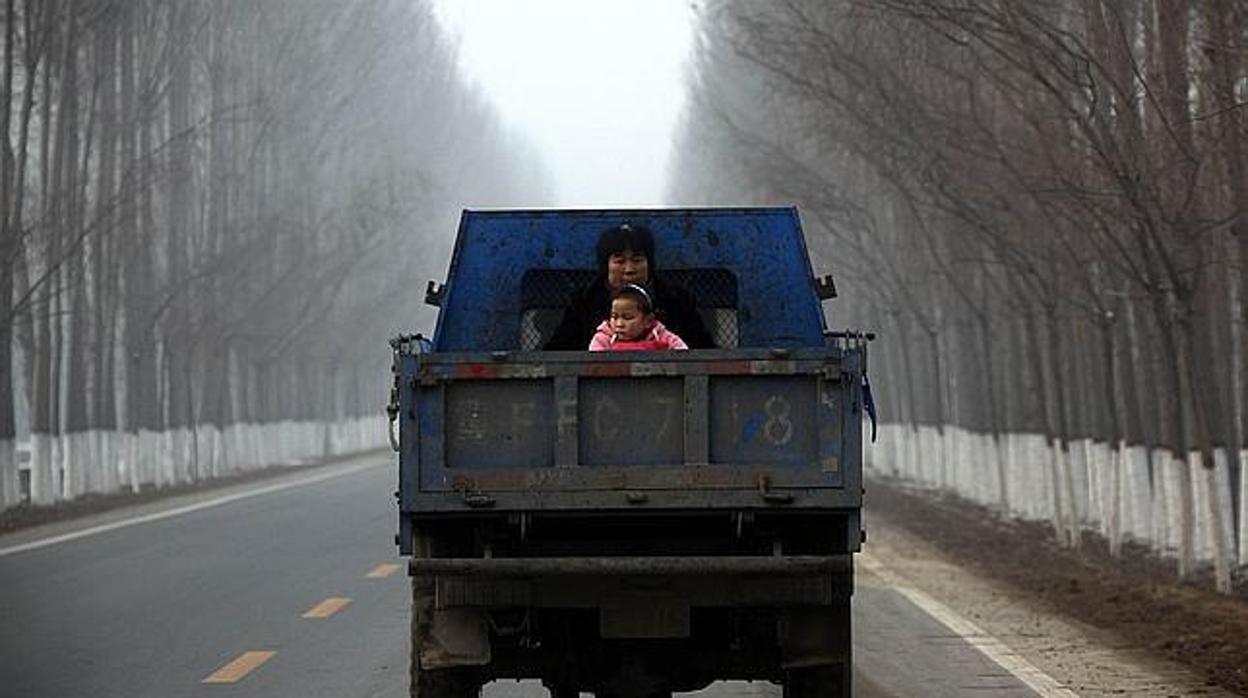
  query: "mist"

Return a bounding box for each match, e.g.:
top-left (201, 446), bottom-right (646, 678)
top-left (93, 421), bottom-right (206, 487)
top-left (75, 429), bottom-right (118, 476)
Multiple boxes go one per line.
top-left (666, 0), bottom-right (1248, 590)
top-left (0, 0), bottom-right (554, 506)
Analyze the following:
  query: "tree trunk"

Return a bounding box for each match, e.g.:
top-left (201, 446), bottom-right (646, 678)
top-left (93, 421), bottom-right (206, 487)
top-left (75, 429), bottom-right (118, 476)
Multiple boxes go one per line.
top-left (891, 311), bottom-right (918, 476)
top-left (1102, 314), bottom-right (1126, 556)
top-left (1153, 289), bottom-right (1196, 577)
top-left (124, 2), bottom-right (160, 435)
top-left (1026, 309), bottom-right (1067, 543)
top-left (0, 0), bottom-right (17, 507)
top-left (62, 7), bottom-right (88, 438)
top-left (164, 3), bottom-right (193, 435)
top-left (92, 6), bottom-right (119, 433)
top-left (927, 327), bottom-right (947, 487)
top-left (1047, 308), bottom-right (1081, 549)
top-left (32, 0), bottom-right (60, 504)
top-left (1207, 0), bottom-right (1247, 571)
top-left (977, 310), bottom-right (1009, 512)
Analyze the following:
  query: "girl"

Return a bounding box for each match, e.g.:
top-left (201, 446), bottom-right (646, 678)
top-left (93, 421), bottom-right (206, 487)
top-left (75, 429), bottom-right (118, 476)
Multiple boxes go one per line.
top-left (588, 284), bottom-right (688, 351)
top-left (545, 222), bottom-right (713, 349)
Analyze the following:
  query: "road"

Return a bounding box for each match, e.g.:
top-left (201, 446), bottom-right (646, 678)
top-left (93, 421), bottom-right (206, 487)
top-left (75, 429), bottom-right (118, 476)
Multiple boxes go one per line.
top-left (0, 455), bottom-right (1040, 697)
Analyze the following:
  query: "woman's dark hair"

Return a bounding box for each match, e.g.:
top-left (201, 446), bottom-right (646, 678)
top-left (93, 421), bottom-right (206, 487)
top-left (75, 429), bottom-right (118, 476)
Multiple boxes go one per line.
top-left (596, 223), bottom-right (655, 272)
top-left (612, 283), bottom-right (654, 314)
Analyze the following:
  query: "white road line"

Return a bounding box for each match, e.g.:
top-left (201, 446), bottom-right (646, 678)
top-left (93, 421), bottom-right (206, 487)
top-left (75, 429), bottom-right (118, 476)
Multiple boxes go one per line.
top-left (0, 461), bottom-right (382, 558)
top-left (859, 552), bottom-right (1080, 698)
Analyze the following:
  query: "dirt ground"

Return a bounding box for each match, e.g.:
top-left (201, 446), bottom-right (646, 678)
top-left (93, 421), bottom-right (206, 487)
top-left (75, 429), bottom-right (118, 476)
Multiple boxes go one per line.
top-left (865, 476), bottom-right (1248, 696)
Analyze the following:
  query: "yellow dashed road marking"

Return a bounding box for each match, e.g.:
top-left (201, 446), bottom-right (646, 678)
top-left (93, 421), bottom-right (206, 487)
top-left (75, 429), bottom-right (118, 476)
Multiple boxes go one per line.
top-left (302, 596), bottom-right (351, 619)
top-left (202, 651), bottom-right (276, 683)
top-left (366, 563), bottom-right (401, 578)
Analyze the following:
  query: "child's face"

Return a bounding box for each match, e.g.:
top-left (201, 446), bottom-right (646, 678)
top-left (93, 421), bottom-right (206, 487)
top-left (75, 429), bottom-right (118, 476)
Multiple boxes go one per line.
top-left (610, 297), bottom-right (653, 342)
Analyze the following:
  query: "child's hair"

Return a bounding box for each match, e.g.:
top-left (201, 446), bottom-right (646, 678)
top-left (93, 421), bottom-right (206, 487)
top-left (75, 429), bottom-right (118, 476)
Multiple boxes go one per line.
top-left (612, 283), bottom-right (654, 314)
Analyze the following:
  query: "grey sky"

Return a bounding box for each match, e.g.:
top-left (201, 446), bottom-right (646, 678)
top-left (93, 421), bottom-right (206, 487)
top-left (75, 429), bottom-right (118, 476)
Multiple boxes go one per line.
top-left (432, 0), bottom-right (695, 207)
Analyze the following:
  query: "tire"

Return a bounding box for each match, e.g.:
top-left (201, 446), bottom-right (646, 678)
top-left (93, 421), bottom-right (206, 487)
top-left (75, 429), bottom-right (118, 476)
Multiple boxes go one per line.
top-left (411, 574), bottom-right (480, 697)
top-left (411, 663), bottom-right (477, 698)
top-left (782, 663), bottom-right (848, 698)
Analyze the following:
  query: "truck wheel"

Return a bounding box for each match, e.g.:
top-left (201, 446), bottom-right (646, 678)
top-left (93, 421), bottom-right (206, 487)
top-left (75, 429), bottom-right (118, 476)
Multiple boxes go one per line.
top-left (411, 664), bottom-right (466, 698)
top-left (782, 663), bottom-right (847, 698)
top-left (411, 664), bottom-right (476, 698)
top-left (410, 573), bottom-right (480, 697)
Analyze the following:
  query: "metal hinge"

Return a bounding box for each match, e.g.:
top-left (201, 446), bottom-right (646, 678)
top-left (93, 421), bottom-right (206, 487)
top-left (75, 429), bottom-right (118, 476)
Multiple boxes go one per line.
top-left (756, 474), bottom-right (793, 504)
top-left (425, 280), bottom-right (445, 307)
top-left (815, 274), bottom-right (838, 300)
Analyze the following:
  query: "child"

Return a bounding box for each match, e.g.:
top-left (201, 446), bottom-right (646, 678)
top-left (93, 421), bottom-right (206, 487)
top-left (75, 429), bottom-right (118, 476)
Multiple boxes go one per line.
top-left (588, 284), bottom-right (688, 351)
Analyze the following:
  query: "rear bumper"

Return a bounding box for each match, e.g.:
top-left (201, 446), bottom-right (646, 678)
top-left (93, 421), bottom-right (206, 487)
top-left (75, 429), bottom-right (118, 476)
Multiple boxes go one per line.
top-left (410, 554), bottom-right (851, 577)
top-left (418, 554), bottom-right (855, 610)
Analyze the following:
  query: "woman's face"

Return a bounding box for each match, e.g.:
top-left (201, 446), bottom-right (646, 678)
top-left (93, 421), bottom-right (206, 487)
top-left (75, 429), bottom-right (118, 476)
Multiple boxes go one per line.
top-left (606, 249), bottom-right (650, 290)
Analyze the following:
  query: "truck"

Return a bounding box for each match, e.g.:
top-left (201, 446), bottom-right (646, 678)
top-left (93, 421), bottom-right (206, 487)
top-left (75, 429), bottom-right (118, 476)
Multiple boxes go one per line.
top-left (388, 208), bottom-right (872, 698)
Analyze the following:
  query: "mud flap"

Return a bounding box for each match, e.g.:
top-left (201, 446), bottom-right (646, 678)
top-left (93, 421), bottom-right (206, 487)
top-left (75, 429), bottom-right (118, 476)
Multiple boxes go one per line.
top-left (779, 604), bottom-right (850, 669)
top-left (413, 578), bottom-right (491, 670)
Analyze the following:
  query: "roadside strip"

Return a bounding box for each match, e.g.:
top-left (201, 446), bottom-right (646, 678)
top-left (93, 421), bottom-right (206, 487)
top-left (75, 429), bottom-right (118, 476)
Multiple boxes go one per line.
top-left (859, 552), bottom-right (1080, 698)
top-left (0, 460), bottom-right (382, 558)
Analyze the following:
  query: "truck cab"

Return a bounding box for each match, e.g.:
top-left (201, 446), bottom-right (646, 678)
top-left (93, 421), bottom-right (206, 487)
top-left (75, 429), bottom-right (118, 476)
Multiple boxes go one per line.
top-left (390, 208), bottom-right (869, 697)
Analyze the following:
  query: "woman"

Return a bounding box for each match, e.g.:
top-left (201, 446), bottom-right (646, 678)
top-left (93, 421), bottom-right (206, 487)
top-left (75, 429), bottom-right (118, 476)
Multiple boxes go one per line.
top-left (544, 222), bottom-right (714, 350)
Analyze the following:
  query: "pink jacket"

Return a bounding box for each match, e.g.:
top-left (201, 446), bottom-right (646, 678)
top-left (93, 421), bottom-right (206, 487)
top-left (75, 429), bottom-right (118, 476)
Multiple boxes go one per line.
top-left (588, 320), bottom-right (689, 352)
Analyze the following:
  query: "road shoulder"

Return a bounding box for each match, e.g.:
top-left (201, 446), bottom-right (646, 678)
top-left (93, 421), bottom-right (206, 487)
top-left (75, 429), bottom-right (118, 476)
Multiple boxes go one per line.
top-left (864, 476), bottom-right (1246, 697)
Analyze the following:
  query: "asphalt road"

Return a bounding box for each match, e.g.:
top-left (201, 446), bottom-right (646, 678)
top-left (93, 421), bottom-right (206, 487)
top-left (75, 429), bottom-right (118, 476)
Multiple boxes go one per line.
top-left (0, 456), bottom-right (1038, 697)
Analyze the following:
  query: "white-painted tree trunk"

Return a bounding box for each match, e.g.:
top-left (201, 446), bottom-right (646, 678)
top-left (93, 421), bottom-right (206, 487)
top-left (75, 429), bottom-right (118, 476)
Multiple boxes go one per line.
top-left (1108, 439), bottom-right (1124, 556)
top-left (864, 424), bottom-right (1241, 592)
top-left (30, 433), bottom-right (53, 505)
top-left (2, 417), bottom-right (384, 515)
top-left (1241, 447), bottom-right (1248, 566)
top-left (1178, 452), bottom-right (1198, 578)
top-left (1151, 449), bottom-right (1172, 556)
top-left (0, 439), bottom-right (15, 509)
top-left (1062, 441), bottom-right (1082, 548)
top-left (1203, 453), bottom-right (1232, 593)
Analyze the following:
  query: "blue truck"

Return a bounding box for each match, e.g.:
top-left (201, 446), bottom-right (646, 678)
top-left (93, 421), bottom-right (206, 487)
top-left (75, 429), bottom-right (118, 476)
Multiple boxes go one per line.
top-left (388, 208), bottom-right (872, 698)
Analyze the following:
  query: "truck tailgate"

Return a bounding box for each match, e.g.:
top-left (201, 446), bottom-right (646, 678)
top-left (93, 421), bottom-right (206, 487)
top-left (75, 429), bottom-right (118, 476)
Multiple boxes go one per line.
top-left (398, 348), bottom-right (862, 513)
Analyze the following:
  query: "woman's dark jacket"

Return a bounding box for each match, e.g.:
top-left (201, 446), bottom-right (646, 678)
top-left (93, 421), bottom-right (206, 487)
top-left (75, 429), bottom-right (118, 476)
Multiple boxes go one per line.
top-left (544, 273), bottom-right (715, 350)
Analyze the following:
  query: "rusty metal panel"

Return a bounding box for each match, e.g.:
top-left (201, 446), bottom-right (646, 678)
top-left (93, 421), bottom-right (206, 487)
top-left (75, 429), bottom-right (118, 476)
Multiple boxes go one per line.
top-left (418, 385), bottom-right (446, 480)
top-left (817, 376), bottom-right (845, 486)
top-left (403, 350), bottom-right (858, 502)
top-left (445, 380), bottom-right (553, 469)
top-left (553, 375), bottom-right (578, 467)
top-left (708, 376), bottom-right (817, 465)
top-left (684, 375), bottom-right (709, 464)
top-left (578, 378), bottom-right (684, 466)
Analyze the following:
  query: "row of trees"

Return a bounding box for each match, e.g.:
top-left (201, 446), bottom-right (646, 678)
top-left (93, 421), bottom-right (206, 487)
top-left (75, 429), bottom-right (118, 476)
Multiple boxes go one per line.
top-left (671, 0), bottom-right (1247, 590)
top-left (0, 0), bottom-right (552, 505)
